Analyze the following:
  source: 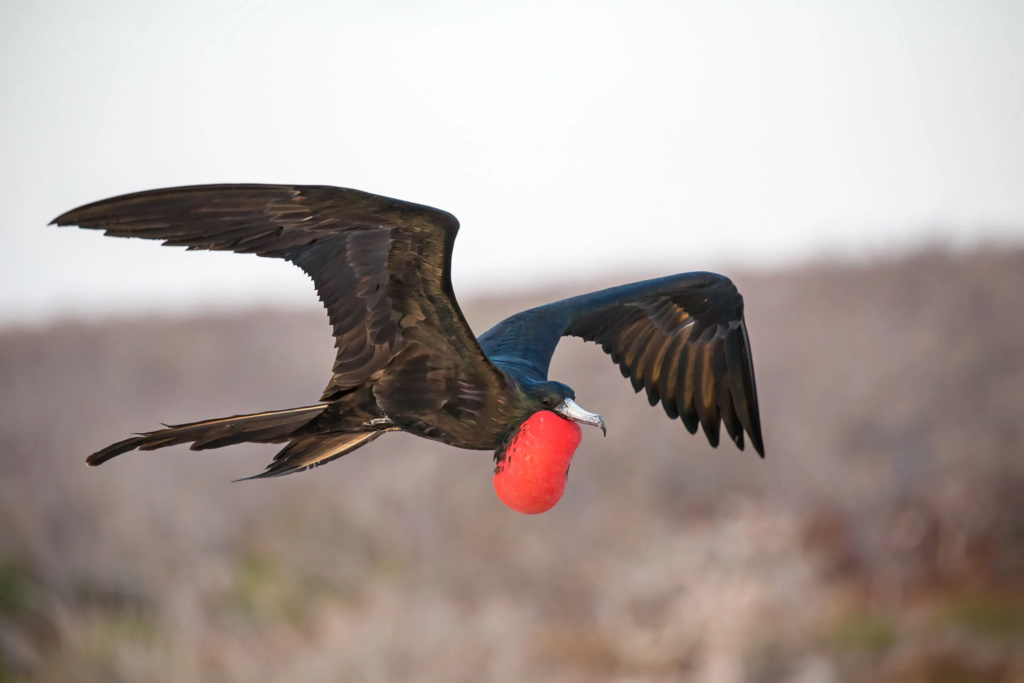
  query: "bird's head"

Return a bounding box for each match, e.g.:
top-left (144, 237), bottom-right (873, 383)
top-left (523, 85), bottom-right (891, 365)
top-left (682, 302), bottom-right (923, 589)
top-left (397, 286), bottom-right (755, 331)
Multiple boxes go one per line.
top-left (521, 380), bottom-right (607, 435)
top-left (494, 380), bottom-right (606, 515)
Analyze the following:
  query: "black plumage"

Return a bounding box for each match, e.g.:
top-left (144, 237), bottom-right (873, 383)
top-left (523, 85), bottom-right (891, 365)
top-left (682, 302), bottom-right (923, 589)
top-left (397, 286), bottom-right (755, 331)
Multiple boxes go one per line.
top-left (51, 184), bottom-right (764, 479)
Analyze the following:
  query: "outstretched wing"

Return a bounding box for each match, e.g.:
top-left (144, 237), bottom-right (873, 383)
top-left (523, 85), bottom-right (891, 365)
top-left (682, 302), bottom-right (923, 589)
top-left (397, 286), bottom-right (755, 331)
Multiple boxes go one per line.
top-left (477, 273), bottom-right (764, 456)
top-left (52, 185), bottom-right (506, 439)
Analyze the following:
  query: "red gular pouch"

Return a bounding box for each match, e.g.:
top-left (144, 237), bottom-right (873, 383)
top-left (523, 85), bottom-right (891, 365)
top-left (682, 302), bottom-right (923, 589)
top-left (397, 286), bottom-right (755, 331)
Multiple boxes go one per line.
top-left (493, 411), bottom-right (583, 515)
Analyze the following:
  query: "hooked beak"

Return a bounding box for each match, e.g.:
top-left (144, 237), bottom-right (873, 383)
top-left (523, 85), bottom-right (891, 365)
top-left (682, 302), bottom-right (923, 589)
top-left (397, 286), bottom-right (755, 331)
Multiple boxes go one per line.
top-left (554, 398), bottom-right (606, 436)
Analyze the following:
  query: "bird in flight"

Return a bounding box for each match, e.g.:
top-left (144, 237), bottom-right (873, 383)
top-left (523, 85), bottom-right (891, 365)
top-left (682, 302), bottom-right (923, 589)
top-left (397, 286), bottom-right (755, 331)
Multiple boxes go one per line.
top-left (52, 185), bottom-right (764, 514)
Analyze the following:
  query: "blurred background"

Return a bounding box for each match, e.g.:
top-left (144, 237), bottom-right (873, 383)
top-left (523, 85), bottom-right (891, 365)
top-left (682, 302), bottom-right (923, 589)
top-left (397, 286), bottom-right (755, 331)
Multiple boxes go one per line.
top-left (2, 1), bottom-right (1023, 681)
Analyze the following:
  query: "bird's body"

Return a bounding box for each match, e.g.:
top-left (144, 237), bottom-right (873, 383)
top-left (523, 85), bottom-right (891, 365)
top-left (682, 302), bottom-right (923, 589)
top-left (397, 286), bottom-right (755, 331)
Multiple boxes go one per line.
top-left (52, 184), bottom-right (764, 508)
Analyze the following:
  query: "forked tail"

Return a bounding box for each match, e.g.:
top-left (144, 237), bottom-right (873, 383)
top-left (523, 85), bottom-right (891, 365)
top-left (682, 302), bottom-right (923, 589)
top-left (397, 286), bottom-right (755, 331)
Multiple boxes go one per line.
top-left (88, 405), bottom-right (329, 465)
top-left (87, 404), bottom-right (392, 479)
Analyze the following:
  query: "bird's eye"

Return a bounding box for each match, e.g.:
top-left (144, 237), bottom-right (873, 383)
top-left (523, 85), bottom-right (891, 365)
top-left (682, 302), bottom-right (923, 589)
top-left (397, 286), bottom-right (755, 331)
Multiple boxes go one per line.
top-left (540, 397), bottom-right (550, 407)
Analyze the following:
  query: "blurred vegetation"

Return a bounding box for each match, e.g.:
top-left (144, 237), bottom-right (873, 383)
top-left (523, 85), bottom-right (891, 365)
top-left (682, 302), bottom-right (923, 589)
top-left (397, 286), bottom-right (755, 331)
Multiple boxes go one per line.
top-left (1, 248), bottom-right (1023, 682)
top-left (945, 595), bottom-right (1024, 639)
top-left (833, 614), bottom-right (899, 652)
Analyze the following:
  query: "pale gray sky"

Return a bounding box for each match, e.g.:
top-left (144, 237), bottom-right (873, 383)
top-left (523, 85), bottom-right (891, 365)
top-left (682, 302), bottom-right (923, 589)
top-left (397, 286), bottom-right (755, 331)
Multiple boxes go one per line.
top-left (2, 0), bottom-right (1022, 326)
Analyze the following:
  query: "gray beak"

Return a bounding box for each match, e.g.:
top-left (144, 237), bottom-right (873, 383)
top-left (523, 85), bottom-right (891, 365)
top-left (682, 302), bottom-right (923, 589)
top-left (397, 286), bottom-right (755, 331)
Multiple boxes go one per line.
top-left (554, 398), bottom-right (606, 436)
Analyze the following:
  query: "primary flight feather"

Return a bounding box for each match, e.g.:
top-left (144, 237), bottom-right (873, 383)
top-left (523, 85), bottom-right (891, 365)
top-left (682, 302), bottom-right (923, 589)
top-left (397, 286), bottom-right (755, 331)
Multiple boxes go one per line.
top-left (52, 184), bottom-right (764, 511)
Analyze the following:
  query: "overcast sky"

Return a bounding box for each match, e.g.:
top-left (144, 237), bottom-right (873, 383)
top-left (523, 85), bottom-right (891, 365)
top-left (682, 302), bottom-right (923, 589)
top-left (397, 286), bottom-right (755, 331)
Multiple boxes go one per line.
top-left (2, 0), bottom-right (1022, 327)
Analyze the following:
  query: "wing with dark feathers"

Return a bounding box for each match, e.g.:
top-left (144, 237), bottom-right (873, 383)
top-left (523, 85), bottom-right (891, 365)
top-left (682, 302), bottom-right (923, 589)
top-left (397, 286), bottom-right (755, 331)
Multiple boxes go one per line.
top-left (477, 272), bottom-right (764, 457)
top-left (52, 185), bottom-right (507, 439)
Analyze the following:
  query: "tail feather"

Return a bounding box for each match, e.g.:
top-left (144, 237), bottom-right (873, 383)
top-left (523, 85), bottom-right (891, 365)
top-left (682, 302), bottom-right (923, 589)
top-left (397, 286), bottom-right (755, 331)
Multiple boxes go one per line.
top-left (87, 405), bottom-right (329, 466)
top-left (235, 429), bottom-right (395, 481)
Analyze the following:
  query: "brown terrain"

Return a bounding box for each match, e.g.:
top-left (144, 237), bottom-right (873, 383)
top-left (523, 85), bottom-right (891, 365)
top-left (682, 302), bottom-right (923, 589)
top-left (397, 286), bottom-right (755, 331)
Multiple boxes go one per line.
top-left (1, 248), bottom-right (1022, 682)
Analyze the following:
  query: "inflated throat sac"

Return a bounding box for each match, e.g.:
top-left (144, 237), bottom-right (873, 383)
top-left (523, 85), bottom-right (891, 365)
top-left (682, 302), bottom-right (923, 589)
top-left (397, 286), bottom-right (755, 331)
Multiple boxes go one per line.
top-left (493, 411), bottom-right (582, 515)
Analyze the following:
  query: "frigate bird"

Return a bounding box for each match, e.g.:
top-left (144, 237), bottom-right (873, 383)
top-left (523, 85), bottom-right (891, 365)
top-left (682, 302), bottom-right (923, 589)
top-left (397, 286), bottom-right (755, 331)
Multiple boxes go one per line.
top-left (52, 185), bottom-right (764, 512)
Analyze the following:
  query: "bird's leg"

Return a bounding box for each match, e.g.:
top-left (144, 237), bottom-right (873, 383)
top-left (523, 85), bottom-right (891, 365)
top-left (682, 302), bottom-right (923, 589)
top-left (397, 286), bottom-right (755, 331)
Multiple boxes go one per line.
top-left (364, 416), bottom-right (394, 427)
